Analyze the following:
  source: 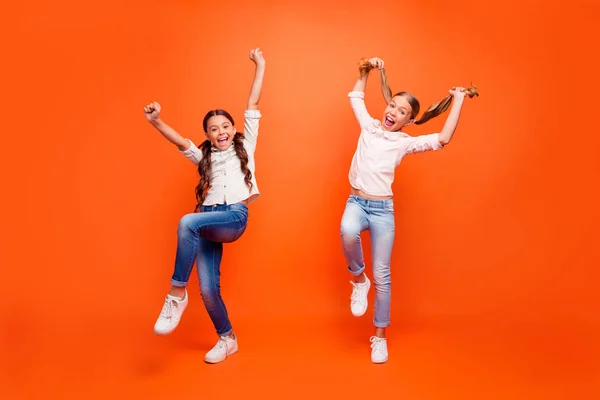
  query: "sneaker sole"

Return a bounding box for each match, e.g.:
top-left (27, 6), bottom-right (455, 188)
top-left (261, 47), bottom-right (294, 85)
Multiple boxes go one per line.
top-left (351, 306), bottom-right (368, 317)
top-left (154, 325), bottom-right (178, 336)
top-left (372, 358), bottom-right (388, 364)
top-left (204, 348), bottom-right (238, 364)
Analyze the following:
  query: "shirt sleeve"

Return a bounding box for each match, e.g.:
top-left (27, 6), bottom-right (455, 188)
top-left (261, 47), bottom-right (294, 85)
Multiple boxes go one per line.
top-left (348, 91), bottom-right (375, 130)
top-left (402, 133), bottom-right (444, 156)
top-left (179, 139), bottom-right (203, 165)
top-left (243, 109), bottom-right (262, 149)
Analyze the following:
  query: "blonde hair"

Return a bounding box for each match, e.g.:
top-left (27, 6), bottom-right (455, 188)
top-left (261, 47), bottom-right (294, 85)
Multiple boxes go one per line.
top-left (359, 59), bottom-right (479, 125)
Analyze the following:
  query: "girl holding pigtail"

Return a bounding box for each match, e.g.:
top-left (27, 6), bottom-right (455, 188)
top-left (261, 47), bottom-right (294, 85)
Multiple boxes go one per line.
top-left (340, 56), bottom-right (478, 363)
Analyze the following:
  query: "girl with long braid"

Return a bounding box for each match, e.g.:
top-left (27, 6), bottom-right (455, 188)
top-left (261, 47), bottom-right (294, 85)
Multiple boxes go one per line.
top-left (143, 47), bottom-right (266, 364)
top-left (341, 57), bottom-right (478, 363)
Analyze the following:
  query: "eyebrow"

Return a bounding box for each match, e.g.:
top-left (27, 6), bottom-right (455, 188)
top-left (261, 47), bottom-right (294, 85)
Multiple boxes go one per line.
top-left (391, 101), bottom-right (407, 110)
top-left (209, 122), bottom-right (230, 129)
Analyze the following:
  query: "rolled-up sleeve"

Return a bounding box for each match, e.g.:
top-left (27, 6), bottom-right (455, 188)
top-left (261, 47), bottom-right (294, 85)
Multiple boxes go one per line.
top-left (348, 91), bottom-right (374, 130)
top-left (403, 133), bottom-right (444, 156)
top-left (243, 109), bottom-right (261, 148)
top-left (179, 139), bottom-right (203, 165)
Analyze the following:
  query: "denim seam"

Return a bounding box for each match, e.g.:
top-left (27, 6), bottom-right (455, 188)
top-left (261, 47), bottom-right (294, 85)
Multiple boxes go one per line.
top-left (209, 242), bottom-right (231, 335)
top-left (178, 229), bottom-right (200, 285)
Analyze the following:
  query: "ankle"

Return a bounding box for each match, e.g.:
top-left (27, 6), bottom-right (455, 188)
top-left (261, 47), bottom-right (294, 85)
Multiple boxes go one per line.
top-left (169, 287), bottom-right (186, 299)
top-left (374, 328), bottom-right (386, 338)
top-left (354, 273), bottom-right (367, 284)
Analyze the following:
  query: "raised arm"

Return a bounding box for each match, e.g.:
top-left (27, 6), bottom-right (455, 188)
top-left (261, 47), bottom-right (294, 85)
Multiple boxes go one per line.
top-left (143, 102), bottom-right (191, 151)
top-left (349, 57), bottom-right (384, 129)
top-left (438, 88), bottom-right (467, 146)
top-left (247, 48), bottom-right (266, 110)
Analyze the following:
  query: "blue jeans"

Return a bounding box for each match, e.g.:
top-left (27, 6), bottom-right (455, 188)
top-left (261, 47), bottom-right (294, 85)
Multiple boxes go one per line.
top-left (170, 203), bottom-right (248, 336)
top-left (340, 195), bottom-right (395, 328)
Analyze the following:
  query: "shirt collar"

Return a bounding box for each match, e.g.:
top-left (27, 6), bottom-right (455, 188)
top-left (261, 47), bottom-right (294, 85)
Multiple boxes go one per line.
top-left (369, 119), bottom-right (404, 141)
top-left (211, 144), bottom-right (236, 154)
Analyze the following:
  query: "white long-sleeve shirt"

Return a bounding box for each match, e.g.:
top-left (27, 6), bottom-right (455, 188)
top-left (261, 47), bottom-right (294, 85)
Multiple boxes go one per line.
top-left (179, 109), bottom-right (261, 206)
top-left (347, 91), bottom-right (443, 196)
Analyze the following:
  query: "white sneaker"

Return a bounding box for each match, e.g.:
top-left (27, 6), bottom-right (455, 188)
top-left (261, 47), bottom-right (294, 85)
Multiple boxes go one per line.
top-left (370, 336), bottom-right (388, 363)
top-left (154, 290), bottom-right (188, 335)
top-left (350, 275), bottom-right (371, 317)
top-left (205, 335), bottom-right (238, 364)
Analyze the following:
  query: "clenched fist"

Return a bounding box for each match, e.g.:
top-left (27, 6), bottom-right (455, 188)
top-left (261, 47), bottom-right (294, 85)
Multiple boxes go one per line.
top-left (143, 102), bottom-right (161, 122)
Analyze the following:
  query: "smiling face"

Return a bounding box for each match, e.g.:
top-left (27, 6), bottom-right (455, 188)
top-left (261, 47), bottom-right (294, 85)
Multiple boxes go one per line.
top-left (202, 110), bottom-right (236, 151)
top-left (206, 115), bottom-right (235, 150)
top-left (381, 94), bottom-right (415, 132)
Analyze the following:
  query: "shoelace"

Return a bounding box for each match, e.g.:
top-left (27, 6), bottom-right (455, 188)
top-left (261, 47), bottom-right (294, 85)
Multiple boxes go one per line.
top-left (214, 336), bottom-right (232, 352)
top-left (370, 336), bottom-right (386, 352)
top-left (160, 298), bottom-right (177, 320)
top-left (350, 281), bottom-right (366, 304)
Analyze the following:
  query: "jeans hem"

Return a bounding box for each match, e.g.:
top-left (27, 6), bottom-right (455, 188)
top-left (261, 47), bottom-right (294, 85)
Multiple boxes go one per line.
top-left (218, 328), bottom-right (233, 337)
top-left (170, 279), bottom-right (187, 287)
top-left (348, 265), bottom-right (365, 276)
top-left (374, 321), bottom-right (390, 328)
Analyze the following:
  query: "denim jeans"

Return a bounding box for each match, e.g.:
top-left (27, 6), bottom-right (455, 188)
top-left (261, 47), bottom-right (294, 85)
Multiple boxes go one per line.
top-left (170, 202), bottom-right (248, 336)
top-left (340, 195), bottom-right (395, 328)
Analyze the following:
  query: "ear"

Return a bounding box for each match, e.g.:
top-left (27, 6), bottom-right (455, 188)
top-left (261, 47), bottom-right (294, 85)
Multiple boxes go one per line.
top-left (233, 127), bottom-right (237, 134)
top-left (404, 119), bottom-right (415, 127)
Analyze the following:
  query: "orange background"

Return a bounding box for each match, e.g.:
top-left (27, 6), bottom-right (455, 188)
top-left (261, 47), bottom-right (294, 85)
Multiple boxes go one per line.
top-left (1, 0), bottom-right (599, 398)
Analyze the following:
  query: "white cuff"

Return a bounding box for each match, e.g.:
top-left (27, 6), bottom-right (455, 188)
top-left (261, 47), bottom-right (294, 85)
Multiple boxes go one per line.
top-left (348, 91), bottom-right (365, 99)
top-left (179, 138), bottom-right (196, 154)
top-left (244, 109), bottom-right (262, 118)
top-left (432, 134), bottom-right (444, 150)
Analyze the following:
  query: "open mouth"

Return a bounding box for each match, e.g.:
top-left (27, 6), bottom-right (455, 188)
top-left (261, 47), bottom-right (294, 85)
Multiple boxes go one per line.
top-left (384, 116), bottom-right (395, 128)
top-left (217, 136), bottom-right (229, 146)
